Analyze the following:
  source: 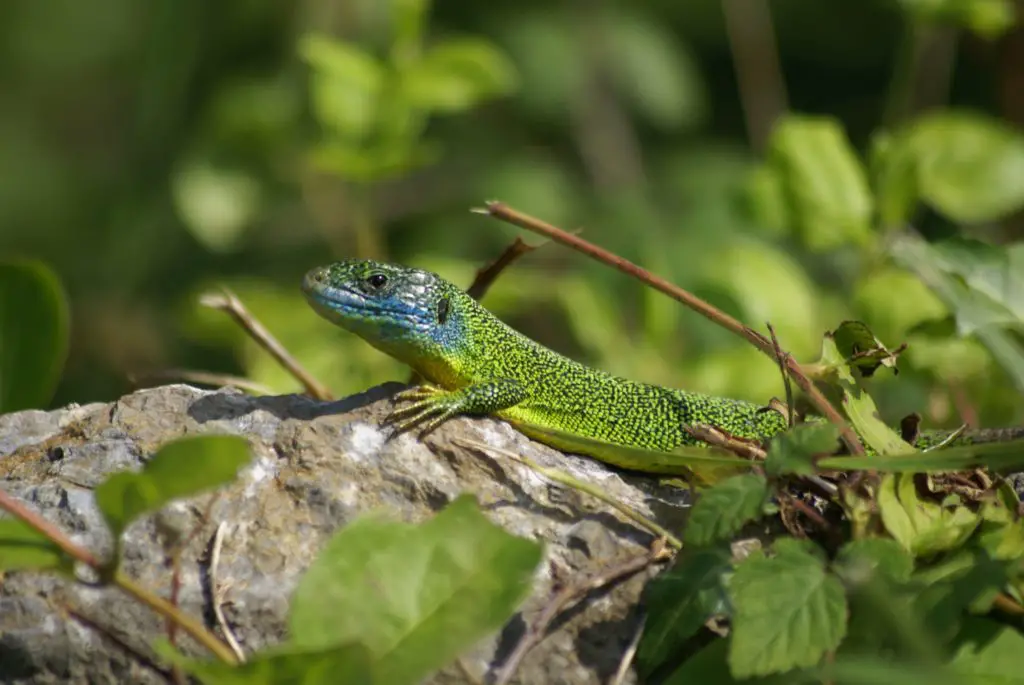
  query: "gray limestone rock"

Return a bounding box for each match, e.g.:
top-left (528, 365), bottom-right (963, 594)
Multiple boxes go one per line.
top-left (0, 383), bottom-right (696, 685)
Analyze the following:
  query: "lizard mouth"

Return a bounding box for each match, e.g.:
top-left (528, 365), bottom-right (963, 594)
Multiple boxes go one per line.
top-left (301, 266), bottom-right (426, 329)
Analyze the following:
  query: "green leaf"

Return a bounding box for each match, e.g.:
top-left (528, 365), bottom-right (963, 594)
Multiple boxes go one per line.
top-left (638, 544), bottom-right (732, 675)
top-left (890, 233), bottom-right (1024, 394)
top-left (766, 115), bottom-right (874, 251)
top-left (289, 495), bottom-right (543, 685)
top-left (885, 111), bottom-right (1024, 223)
top-left (930, 238), bottom-right (1024, 324)
top-left (157, 640), bottom-right (374, 685)
top-left (95, 435), bottom-right (251, 540)
top-left (0, 259), bottom-right (69, 413)
top-left (823, 656), bottom-right (968, 685)
top-left (405, 38), bottom-right (518, 113)
top-left (831, 320), bottom-right (904, 378)
top-left (821, 438), bottom-right (1024, 474)
top-left (813, 331), bottom-right (914, 456)
top-left (300, 34), bottom-right (384, 140)
top-left (684, 474), bottom-right (770, 546)
top-left (852, 268), bottom-right (948, 344)
top-left (950, 618), bottom-right (1024, 684)
top-left (877, 474), bottom-right (980, 557)
top-left (0, 519), bottom-right (73, 573)
top-left (896, 0), bottom-right (1015, 39)
top-left (765, 422), bottom-right (841, 478)
top-left (913, 550), bottom-right (1007, 644)
top-left (834, 538), bottom-right (915, 584)
top-left (728, 539), bottom-right (848, 678)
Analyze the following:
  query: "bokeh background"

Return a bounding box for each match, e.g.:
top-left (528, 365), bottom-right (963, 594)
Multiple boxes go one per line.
top-left (3, 0), bottom-right (1023, 429)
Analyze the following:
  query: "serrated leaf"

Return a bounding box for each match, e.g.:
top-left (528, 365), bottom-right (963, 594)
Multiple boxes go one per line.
top-left (0, 519), bottom-right (73, 573)
top-left (684, 474), bottom-right (770, 546)
top-left (638, 544), bottom-right (732, 676)
top-left (728, 540), bottom-right (848, 678)
top-left (95, 435), bottom-right (251, 540)
top-left (835, 538), bottom-right (914, 584)
top-left (820, 438), bottom-right (1024, 473)
top-left (405, 38), bottom-right (518, 113)
top-left (766, 115), bottom-right (873, 251)
top-left (950, 617), bottom-right (1024, 684)
top-left (0, 260), bottom-right (69, 413)
top-left (157, 640), bottom-right (373, 685)
top-left (814, 331), bottom-right (913, 456)
top-left (877, 474), bottom-right (980, 557)
top-left (765, 422), bottom-right (840, 478)
top-left (289, 495), bottom-right (542, 685)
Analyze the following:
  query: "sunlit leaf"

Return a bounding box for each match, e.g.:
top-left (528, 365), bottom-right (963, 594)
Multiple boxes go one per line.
top-left (765, 422), bottom-right (840, 478)
top-left (289, 495), bottom-right (542, 685)
top-left (877, 474), bottom-right (980, 557)
top-left (728, 539), bottom-right (848, 677)
top-left (765, 115), bottom-right (874, 251)
top-left (300, 34), bottom-right (384, 140)
top-left (405, 38), bottom-right (518, 112)
top-left (950, 617), bottom-right (1024, 684)
top-left (0, 259), bottom-right (69, 413)
top-left (95, 435), bottom-right (251, 540)
top-left (684, 474), bottom-right (770, 546)
top-left (821, 438), bottom-right (1024, 473)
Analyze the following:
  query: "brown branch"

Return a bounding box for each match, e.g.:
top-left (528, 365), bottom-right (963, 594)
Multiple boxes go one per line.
top-left (684, 425), bottom-right (767, 461)
top-left (767, 322), bottom-right (796, 428)
top-left (466, 237), bottom-right (540, 302)
top-left (474, 201), bottom-right (863, 454)
top-left (492, 543), bottom-right (670, 685)
top-left (200, 289), bottom-right (334, 401)
top-left (0, 488), bottom-right (100, 568)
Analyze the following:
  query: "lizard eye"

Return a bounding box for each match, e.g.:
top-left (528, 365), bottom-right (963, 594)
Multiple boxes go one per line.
top-left (366, 273), bottom-right (388, 289)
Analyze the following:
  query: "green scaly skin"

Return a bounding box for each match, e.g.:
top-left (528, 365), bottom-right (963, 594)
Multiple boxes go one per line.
top-left (301, 259), bottom-right (1022, 468)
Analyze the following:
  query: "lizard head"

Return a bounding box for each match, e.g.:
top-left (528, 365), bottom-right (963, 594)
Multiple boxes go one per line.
top-left (301, 259), bottom-right (470, 368)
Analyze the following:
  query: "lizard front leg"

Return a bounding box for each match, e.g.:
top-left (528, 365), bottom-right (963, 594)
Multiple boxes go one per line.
top-left (384, 378), bottom-right (529, 435)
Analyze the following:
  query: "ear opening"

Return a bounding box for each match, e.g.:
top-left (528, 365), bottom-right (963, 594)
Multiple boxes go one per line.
top-left (437, 297), bottom-right (450, 325)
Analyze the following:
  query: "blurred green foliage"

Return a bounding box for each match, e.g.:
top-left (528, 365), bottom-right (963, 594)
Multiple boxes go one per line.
top-left (2, 0), bottom-right (1023, 431)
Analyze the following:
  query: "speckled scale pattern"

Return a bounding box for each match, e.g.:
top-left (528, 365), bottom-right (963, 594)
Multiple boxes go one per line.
top-left (303, 259), bottom-right (790, 451)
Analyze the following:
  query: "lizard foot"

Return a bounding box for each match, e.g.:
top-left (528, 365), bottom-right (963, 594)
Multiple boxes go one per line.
top-left (385, 385), bottom-right (462, 436)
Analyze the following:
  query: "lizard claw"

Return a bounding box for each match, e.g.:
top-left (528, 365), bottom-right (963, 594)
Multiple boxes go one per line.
top-left (393, 385), bottom-right (443, 402)
top-left (385, 386), bottom-right (461, 436)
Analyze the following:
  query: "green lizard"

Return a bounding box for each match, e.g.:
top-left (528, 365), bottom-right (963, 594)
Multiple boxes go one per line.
top-left (301, 259), bottom-right (1021, 474)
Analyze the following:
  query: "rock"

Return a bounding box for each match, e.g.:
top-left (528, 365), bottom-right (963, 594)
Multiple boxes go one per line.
top-left (0, 383), bottom-right (692, 684)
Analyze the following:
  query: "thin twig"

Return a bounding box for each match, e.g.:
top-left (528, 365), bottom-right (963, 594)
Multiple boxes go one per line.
top-left (611, 615), bottom-right (645, 685)
top-left (167, 495), bottom-right (220, 650)
top-left (130, 369), bottom-right (274, 396)
top-left (200, 289), bottom-right (334, 401)
top-left (455, 438), bottom-right (682, 550)
top-left (767, 322), bottom-right (795, 428)
top-left (466, 237), bottom-right (541, 302)
top-left (473, 201), bottom-right (863, 455)
top-left (684, 425), bottom-right (768, 461)
top-left (0, 488), bottom-right (99, 568)
top-left (210, 522), bottom-right (245, 662)
top-left (492, 545), bottom-right (669, 685)
top-left (0, 489), bottom-right (238, 664)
